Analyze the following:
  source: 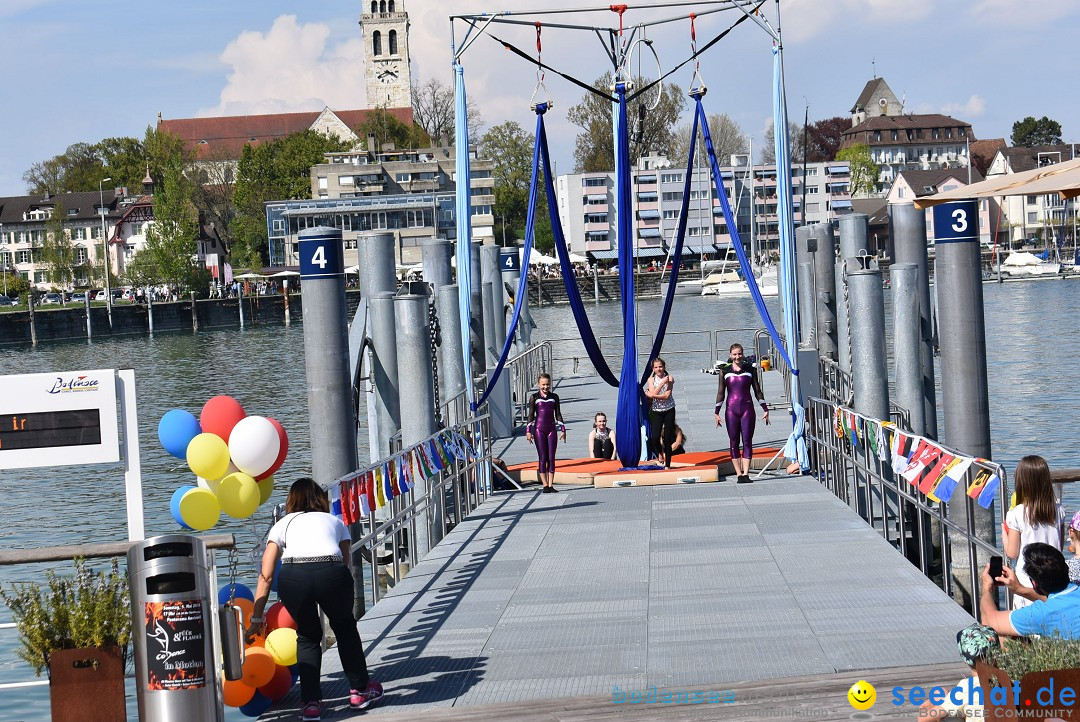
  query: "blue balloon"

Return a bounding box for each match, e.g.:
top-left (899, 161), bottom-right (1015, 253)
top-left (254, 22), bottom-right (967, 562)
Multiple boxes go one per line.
top-left (218, 582), bottom-right (255, 605)
top-left (170, 486), bottom-right (195, 529)
top-left (238, 690), bottom-right (272, 717)
top-left (158, 409), bottom-right (202, 459)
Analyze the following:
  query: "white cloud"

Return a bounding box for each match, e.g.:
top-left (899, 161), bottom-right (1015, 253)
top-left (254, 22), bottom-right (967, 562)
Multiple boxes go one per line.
top-left (972, 0), bottom-right (1076, 27)
top-left (942, 95), bottom-right (986, 118)
top-left (780, 0), bottom-right (935, 43)
top-left (198, 15), bottom-right (367, 117)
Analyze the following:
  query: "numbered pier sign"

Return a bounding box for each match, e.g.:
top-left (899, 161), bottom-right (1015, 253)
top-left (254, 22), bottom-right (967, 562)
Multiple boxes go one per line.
top-left (931, 199), bottom-right (979, 244)
top-left (500, 249), bottom-right (521, 273)
top-left (299, 230), bottom-right (345, 279)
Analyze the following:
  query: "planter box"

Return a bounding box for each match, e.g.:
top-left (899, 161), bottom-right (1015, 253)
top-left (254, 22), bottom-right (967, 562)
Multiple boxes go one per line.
top-left (976, 660), bottom-right (1080, 720)
top-left (49, 646), bottom-right (125, 722)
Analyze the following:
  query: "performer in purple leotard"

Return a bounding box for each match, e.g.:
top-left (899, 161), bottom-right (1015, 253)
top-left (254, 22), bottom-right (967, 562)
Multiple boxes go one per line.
top-left (526, 373), bottom-right (566, 493)
top-left (714, 343), bottom-right (769, 484)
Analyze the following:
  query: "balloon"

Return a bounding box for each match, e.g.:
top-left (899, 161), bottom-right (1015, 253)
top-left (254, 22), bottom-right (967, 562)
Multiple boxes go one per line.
top-left (223, 678), bottom-right (255, 707)
top-left (170, 486), bottom-right (195, 529)
top-left (265, 628), bottom-right (298, 666)
top-left (200, 395), bottom-right (246, 443)
top-left (266, 601), bottom-right (296, 631)
top-left (241, 647), bottom-right (276, 688)
top-left (239, 690), bottom-right (272, 717)
top-left (196, 475), bottom-right (220, 495)
top-left (256, 418), bottom-right (289, 480)
top-left (257, 476), bottom-right (275, 506)
top-left (186, 433), bottom-right (230, 481)
top-left (257, 664), bottom-right (293, 702)
top-left (232, 598), bottom-right (255, 626)
top-left (218, 582), bottom-right (255, 605)
top-left (158, 409), bottom-right (202, 459)
top-left (178, 488), bottom-right (220, 531)
top-left (219, 472), bottom-right (260, 518)
top-left (229, 416), bottom-right (281, 478)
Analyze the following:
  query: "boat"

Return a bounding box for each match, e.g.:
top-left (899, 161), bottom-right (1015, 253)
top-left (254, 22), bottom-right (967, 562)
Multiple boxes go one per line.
top-left (661, 259), bottom-right (735, 297)
top-left (998, 251), bottom-right (1061, 278)
top-left (701, 263), bottom-right (779, 297)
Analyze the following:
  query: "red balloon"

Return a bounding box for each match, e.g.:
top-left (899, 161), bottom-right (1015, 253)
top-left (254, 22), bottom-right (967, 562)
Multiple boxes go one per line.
top-left (257, 664), bottom-right (293, 702)
top-left (256, 418), bottom-right (289, 481)
top-left (200, 396), bottom-right (246, 443)
top-left (266, 601), bottom-right (296, 631)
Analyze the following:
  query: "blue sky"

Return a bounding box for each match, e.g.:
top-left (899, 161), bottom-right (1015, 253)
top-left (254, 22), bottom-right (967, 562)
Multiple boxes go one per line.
top-left (1, 0), bottom-right (1077, 196)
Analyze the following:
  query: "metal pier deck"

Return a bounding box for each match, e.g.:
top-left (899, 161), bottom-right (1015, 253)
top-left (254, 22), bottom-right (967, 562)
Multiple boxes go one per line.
top-left (260, 476), bottom-right (974, 720)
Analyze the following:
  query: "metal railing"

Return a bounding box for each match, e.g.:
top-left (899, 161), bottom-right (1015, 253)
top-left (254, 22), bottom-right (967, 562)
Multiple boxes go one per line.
top-left (340, 409), bottom-right (492, 609)
top-left (805, 396), bottom-right (1007, 617)
top-left (819, 356), bottom-right (852, 406)
top-left (505, 341), bottom-right (552, 424)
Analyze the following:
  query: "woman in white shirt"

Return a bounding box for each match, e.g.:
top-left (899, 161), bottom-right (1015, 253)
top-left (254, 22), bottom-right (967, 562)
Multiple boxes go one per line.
top-left (249, 478), bottom-right (383, 721)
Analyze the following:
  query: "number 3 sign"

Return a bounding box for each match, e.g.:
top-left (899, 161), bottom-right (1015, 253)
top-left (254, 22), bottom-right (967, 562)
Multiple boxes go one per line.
top-left (299, 230), bottom-right (345, 279)
top-left (931, 199), bottom-right (979, 244)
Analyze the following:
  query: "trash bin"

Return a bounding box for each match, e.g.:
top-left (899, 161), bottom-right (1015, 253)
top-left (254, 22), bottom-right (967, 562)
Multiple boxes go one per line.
top-left (127, 534), bottom-right (223, 722)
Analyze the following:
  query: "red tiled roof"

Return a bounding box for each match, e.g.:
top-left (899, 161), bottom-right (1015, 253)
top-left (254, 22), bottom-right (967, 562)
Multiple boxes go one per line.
top-left (158, 107), bottom-right (414, 159)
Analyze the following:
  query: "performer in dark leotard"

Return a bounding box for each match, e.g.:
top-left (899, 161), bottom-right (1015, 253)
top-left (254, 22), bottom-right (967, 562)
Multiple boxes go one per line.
top-left (526, 373), bottom-right (566, 493)
top-left (588, 412), bottom-right (615, 460)
top-left (714, 343), bottom-right (769, 484)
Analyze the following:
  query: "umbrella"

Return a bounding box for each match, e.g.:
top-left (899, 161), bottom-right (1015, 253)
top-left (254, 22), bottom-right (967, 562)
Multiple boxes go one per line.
top-left (269, 270), bottom-right (300, 278)
top-left (344, 265), bottom-right (360, 274)
top-left (568, 252), bottom-right (589, 263)
top-left (234, 272), bottom-right (265, 280)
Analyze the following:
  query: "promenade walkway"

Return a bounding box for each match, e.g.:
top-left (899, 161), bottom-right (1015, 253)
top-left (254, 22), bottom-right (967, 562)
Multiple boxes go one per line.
top-left (260, 367), bottom-right (975, 720)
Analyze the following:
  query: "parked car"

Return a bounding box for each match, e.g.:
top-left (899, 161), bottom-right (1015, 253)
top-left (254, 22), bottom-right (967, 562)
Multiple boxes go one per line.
top-left (70, 291), bottom-right (88, 303)
top-left (0, 295), bottom-right (17, 307)
top-left (92, 290), bottom-right (108, 301)
top-left (39, 293), bottom-right (62, 305)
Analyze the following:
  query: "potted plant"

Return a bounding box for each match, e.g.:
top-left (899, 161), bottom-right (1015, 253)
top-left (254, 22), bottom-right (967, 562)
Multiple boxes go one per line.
top-left (0, 557), bottom-right (130, 722)
top-left (977, 636), bottom-right (1080, 719)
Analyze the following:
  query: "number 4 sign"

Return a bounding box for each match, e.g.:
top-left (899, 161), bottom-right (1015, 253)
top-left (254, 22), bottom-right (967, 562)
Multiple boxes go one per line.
top-left (299, 231), bottom-right (345, 279)
top-left (931, 199), bottom-right (979, 244)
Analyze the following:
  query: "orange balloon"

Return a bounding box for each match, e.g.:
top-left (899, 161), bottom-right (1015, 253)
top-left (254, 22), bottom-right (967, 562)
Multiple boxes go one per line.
top-left (241, 647), bottom-right (276, 688)
top-left (223, 678), bottom-right (255, 707)
top-left (257, 664), bottom-right (294, 702)
top-left (247, 630), bottom-right (266, 647)
top-left (233, 597), bottom-right (254, 626)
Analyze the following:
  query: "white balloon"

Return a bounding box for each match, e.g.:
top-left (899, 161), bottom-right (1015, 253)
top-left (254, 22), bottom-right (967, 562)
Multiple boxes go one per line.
top-left (228, 416), bottom-right (281, 478)
top-left (196, 475), bottom-right (221, 495)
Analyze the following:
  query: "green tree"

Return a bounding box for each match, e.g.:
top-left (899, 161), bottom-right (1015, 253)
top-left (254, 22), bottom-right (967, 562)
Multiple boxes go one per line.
top-left (41, 201), bottom-right (76, 288)
top-left (836, 143), bottom-right (879, 197)
top-left (478, 121), bottom-right (534, 243)
top-left (142, 164), bottom-right (200, 290)
top-left (356, 107), bottom-right (428, 151)
top-left (672, 112), bottom-right (748, 166)
top-left (97, 136), bottom-right (149, 190)
top-left (567, 72), bottom-right (686, 172)
top-left (1011, 116), bottom-right (1063, 147)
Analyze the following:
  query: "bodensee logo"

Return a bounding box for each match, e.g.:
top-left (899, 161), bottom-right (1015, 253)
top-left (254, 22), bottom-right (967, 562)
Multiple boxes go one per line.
top-left (48, 376), bottom-right (99, 394)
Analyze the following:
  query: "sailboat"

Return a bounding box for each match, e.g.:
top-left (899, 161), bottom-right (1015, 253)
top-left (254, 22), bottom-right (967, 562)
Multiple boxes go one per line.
top-left (700, 260), bottom-right (779, 297)
top-left (999, 250), bottom-right (1061, 278)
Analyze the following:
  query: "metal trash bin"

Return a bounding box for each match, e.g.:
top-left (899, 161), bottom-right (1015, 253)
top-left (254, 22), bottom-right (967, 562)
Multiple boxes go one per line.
top-left (127, 534), bottom-right (223, 722)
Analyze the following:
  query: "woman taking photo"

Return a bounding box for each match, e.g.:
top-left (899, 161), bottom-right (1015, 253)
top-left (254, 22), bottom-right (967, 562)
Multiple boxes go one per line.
top-left (249, 478), bottom-right (384, 721)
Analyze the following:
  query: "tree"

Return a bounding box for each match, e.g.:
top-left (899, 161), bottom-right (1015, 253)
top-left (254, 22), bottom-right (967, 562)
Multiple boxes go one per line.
top-left (1011, 116), bottom-right (1063, 147)
top-left (142, 163), bottom-right (200, 290)
top-left (836, 143), bottom-right (879, 197)
top-left (478, 121), bottom-right (535, 243)
top-left (411, 78), bottom-right (485, 147)
top-left (23, 157), bottom-right (66, 195)
top-left (762, 121), bottom-right (806, 164)
top-left (356, 107), bottom-right (428, 151)
top-left (41, 202), bottom-right (77, 288)
top-left (567, 72), bottom-right (686, 172)
top-left (804, 116), bottom-right (849, 162)
top-left (671, 112), bottom-right (748, 166)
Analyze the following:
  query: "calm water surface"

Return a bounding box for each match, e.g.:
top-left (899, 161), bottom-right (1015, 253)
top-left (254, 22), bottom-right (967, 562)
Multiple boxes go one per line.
top-left (0, 280), bottom-right (1078, 717)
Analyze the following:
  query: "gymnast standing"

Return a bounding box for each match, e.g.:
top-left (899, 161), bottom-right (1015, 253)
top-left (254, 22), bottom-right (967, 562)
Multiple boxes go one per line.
top-left (714, 343), bottom-right (769, 484)
top-left (526, 372), bottom-right (566, 493)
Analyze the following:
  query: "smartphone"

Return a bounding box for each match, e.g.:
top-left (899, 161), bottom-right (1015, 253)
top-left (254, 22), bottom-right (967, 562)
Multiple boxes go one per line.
top-left (989, 556), bottom-right (1003, 580)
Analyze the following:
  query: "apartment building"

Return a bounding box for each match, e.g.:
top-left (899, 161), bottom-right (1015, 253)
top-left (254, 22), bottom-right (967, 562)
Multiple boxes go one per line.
top-left (986, 145), bottom-right (1076, 246)
top-left (555, 154), bottom-right (852, 261)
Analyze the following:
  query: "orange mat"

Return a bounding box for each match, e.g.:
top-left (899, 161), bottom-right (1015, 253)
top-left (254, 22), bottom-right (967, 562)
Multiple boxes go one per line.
top-left (505, 448), bottom-right (781, 487)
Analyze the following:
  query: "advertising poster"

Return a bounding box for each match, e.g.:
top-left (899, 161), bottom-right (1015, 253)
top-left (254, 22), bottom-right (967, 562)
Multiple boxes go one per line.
top-left (144, 599), bottom-right (207, 690)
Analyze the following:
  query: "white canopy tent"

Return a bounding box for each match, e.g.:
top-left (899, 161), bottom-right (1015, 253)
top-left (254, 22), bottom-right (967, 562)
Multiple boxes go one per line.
top-left (915, 156), bottom-right (1080, 209)
top-left (519, 247), bottom-right (558, 266)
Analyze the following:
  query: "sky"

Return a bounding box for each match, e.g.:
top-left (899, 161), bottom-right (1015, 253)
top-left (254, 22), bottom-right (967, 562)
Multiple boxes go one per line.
top-left (0, 0), bottom-right (1078, 197)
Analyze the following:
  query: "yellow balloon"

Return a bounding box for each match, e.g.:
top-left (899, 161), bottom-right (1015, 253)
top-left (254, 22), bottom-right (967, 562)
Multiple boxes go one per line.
top-left (1010, 491), bottom-right (1017, 510)
top-left (265, 627), bottom-right (298, 666)
top-left (257, 476), bottom-right (275, 506)
top-left (179, 488), bottom-right (220, 531)
top-left (186, 433), bottom-right (231, 481)
top-left (219, 472), bottom-right (260, 518)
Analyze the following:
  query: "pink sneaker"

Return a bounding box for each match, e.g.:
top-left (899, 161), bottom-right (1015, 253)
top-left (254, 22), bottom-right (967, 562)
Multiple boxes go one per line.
top-left (350, 681), bottom-right (384, 710)
top-left (300, 701), bottom-right (321, 721)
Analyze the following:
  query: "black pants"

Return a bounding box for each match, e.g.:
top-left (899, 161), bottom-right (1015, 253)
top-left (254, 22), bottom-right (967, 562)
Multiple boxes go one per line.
top-left (649, 408), bottom-right (676, 465)
top-left (278, 561), bottom-right (370, 703)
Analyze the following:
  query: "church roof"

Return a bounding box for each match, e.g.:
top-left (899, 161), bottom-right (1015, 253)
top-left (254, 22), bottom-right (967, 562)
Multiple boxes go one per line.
top-left (158, 107), bottom-right (414, 159)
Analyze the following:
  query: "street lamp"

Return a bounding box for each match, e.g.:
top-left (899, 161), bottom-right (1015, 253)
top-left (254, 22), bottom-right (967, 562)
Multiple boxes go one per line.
top-left (99, 177), bottom-right (113, 328)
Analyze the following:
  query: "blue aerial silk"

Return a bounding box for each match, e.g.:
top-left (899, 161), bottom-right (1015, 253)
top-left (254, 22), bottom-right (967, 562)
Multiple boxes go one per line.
top-left (772, 44), bottom-right (808, 471)
top-left (613, 83), bottom-right (641, 469)
top-left (454, 64), bottom-right (474, 409)
top-left (698, 97), bottom-right (794, 373)
top-left (475, 106), bottom-right (544, 408)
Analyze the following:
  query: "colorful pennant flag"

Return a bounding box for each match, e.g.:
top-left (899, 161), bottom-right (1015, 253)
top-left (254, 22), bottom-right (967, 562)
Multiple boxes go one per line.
top-left (891, 430), bottom-right (915, 475)
top-left (967, 469), bottom-right (993, 499)
top-left (383, 461), bottom-right (395, 502)
top-left (977, 473), bottom-right (1001, 509)
top-left (921, 452), bottom-right (954, 496)
top-left (362, 472), bottom-right (375, 516)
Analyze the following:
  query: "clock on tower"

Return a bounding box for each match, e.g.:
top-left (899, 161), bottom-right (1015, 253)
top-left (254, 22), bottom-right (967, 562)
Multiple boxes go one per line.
top-left (362, 2), bottom-right (412, 109)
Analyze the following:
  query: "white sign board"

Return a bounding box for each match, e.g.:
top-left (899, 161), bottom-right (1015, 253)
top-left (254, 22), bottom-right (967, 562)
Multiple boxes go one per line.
top-left (0, 369), bottom-right (121, 469)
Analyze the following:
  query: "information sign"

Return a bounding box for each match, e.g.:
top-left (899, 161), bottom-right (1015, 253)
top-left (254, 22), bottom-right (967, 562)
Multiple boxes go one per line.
top-left (299, 232), bottom-right (345, 279)
top-left (931, 199), bottom-right (980, 244)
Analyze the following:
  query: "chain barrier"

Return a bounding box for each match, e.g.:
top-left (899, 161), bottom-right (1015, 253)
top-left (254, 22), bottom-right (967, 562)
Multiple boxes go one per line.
top-left (428, 299), bottom-right (442, 426)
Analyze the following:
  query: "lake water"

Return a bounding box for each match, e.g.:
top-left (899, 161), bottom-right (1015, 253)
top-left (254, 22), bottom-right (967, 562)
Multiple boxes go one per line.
top-left (1, 279), bottom-right (1078, 718)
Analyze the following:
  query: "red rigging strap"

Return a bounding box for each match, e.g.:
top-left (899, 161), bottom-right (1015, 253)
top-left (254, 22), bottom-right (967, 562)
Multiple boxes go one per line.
top-left (535, 21), bottom-right (542, 55)
top-left (610, 4), bottom-right (627, 36)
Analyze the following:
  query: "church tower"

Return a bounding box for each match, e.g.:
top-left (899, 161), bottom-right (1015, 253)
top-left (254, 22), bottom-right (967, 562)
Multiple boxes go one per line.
top-left (362, 0), bottom-right (413, 110)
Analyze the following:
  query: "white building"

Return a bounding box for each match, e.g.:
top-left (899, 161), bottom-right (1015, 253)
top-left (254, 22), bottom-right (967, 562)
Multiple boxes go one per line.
top-left (986, 145), bottom-right (1075, 246)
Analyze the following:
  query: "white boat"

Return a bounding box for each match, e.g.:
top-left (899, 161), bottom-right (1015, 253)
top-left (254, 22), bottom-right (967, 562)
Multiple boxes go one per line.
top-left (661, 259), bottom-right (735, 297)
top-left (999, 251), bottom-right (1061, 278)
top-left (701, 263), bottom-right (779, 297)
